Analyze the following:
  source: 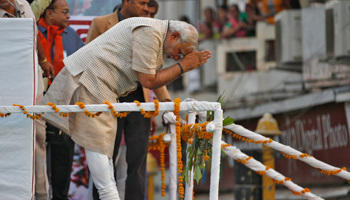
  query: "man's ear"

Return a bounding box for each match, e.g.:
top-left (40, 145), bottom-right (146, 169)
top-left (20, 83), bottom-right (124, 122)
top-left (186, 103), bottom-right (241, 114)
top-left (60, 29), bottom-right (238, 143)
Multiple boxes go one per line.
top-left (171, 32), bottom-right (181, 41)
top-left (123, 0), bottom-right (131, 5)
top-left (46, 9), bottom-right (53, 18)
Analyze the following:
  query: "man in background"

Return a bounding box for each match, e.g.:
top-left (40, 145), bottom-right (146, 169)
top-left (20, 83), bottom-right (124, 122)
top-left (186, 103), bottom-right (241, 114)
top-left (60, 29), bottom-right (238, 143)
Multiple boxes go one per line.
top-left (0, 1), bottom-right (54, 199)
top-left (37, 0), bottom-right (84, 199)
top-left (85, 1), bottom-right (170, 199)
top-left (112, 0), bottom-right (158, 18)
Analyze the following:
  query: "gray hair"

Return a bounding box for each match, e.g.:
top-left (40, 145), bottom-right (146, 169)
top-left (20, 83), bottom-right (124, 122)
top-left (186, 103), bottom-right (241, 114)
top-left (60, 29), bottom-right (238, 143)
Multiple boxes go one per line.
top-left (168, 20), bottom-right (198, 50)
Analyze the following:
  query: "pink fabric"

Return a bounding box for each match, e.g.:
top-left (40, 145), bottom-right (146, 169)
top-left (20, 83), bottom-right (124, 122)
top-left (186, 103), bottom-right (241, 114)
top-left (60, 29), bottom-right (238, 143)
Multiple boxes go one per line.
top-left (228, 16), bottom-right (246, 37)
top-left (149, 90), bottom-right (154, 101)
top-left (120, 131), bottom-right (126, 146)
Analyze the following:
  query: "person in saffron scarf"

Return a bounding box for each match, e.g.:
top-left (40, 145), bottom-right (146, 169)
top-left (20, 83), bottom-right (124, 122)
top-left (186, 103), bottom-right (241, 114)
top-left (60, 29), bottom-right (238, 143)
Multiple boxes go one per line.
top-left (37, 0), bottom-right (84, 199)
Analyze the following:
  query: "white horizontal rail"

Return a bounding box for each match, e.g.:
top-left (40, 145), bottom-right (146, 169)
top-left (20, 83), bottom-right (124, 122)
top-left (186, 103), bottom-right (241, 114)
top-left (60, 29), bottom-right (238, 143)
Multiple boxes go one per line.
top-left (0, 102), bottom-right (221, 113)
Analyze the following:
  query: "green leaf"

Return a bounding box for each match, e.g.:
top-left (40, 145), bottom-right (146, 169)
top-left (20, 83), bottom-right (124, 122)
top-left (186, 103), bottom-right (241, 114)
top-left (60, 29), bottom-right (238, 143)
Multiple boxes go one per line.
top-left (216, 93), bottom-right (225, 107)
top-left (187, 145), bottom-right (192, 152)
top-left (223, 116), bottom-right (234, 126)
top-left (188, 158), bottom-right (193, 170)
top-left (194, 165), bottom-right (202, 184)
top-left (184, 169), bottom-right (189, 183)
top-left (197, 148), bottom-right (202, 155)
top-left (221, 148), bottom-right (227, 156)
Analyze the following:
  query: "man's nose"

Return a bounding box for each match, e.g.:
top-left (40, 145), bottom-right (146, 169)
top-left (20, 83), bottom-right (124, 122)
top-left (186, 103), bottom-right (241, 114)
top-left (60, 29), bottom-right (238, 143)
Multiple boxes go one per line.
top-left (173, 55), bottom-right (181, 61)
top-left (143, 5), bottom-right (149, 11)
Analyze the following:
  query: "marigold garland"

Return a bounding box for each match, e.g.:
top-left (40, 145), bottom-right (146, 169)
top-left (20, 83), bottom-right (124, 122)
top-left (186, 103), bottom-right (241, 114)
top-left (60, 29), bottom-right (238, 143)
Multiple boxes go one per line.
top-left (133, 100), bottom-right (160, 118)
top-left (289, 188), bottom-right (310, 196)
top-left (290, 189), bottom-right (301, 196)
top-left (173, 98), bottom-right (181, 117)
top-left (14, 104), bottom-right (41, 120)
top-left (148, 132), bottom-right (170, 196)
top-left (235, 156), bottom-right (252, 165)
top-left (0, 112), bottom-right (11, 118)
top-left (173, 98), bottom-right (184, 199)
top-left (317, 168), bottom-right (342, 176)
top-left (181, 122), bottom-right (211, 143)
top-left (256, 171), bottom-right (266, 175)
top-left (46, 102), bottom-right (60, 113)
top-left (280, 152), bottom-right (297, 160)
top-left (159, 132), bottom-right (167, 196)
top-left (204, 150), bottom-right (210, 161)
top-left (299, 153), bottom-right (313, 158)
top-left (272, 179), bottom-right (284, 184)
top-left (301, 188), bottom-right (310, 194)
top-left (59, 113), bottom-right (69, 118)
top-left (75, 102), bottom-right (102, 118)
top-left (221, 143), bottom-right (232, 148)
top-left (223, 128), bottom-right (272, 144)
top-left (104, 101), bottom-right (129, 118)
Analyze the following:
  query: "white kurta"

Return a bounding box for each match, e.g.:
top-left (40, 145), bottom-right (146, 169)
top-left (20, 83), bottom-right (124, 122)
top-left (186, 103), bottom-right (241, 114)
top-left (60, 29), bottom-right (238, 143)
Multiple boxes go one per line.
top-left (41, 18), bottom-right (169, 158)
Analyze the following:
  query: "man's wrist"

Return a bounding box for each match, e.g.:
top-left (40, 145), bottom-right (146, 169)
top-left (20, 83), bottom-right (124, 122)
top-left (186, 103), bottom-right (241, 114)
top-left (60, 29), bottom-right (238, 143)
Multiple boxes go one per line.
top-left (177, 63), bottom-right (184, 77)
top-left (40, 58), bottom-right (48, 64)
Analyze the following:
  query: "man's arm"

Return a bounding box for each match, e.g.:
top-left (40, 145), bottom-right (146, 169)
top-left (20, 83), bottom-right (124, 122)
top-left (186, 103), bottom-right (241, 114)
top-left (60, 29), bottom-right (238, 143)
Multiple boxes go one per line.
top-left (153, 86), bottom-right (171, 102)
top-left (137, 50), bottom-right (211, 90)
top-left (37, 35), bottom-right (54, 78)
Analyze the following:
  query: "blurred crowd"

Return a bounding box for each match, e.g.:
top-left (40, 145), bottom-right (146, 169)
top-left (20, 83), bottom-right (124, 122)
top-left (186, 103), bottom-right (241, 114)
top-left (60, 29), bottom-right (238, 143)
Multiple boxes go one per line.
top-left (198, 0), bottom-right (302, 41)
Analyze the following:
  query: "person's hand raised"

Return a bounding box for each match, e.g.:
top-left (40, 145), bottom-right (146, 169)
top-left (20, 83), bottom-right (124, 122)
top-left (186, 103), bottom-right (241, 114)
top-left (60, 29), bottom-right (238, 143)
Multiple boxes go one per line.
top-left (179, 50), bottom-right (212, 73)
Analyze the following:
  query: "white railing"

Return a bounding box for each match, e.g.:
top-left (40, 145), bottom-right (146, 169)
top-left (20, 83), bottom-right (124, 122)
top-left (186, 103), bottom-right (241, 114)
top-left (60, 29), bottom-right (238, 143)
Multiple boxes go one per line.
top-left (0, 101), bottom-right (223, 200)
top-left (225, 124), bottom-right (350, 181)
top-left (2, 101), bottom-right (348, 199)
top-left (163, 111), bottom-right (323, 200)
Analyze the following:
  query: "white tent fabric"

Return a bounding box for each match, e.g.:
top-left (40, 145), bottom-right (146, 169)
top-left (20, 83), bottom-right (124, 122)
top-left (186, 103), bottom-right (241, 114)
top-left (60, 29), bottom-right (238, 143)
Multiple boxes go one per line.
top-left (0, 18), bottom-right (36, 200)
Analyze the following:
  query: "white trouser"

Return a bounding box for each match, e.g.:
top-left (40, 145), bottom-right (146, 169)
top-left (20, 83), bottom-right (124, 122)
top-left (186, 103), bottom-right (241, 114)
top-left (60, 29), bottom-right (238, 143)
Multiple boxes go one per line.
top-left (85, 149), bottom-right (120, 200)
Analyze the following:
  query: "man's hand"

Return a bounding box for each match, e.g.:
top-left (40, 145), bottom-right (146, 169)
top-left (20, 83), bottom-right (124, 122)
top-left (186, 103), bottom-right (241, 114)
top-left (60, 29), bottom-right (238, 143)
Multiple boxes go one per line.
top-left (137, 50), bottom-right (211, 90)
top-left (40, 61), bottom-right (55, 78)
top-left (150, 116), bottom-right (158, 136)
top-left (179, 50), bottom-right (211, 73)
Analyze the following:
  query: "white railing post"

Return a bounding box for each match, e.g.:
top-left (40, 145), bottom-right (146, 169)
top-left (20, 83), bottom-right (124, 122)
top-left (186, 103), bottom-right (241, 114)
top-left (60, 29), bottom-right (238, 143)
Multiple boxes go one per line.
top-left (184, 112), bottom-right (196, 200)
top-left (209, 109), bottom-right (223, 200)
